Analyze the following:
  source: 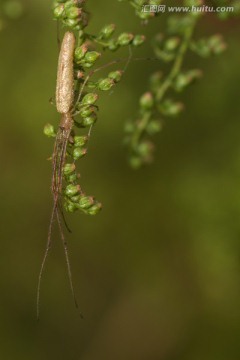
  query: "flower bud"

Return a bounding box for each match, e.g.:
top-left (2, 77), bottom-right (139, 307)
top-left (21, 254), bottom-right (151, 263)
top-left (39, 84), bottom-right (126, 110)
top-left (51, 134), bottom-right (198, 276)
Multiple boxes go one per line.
top-left (87, 202), bottom-right (102, 215)
top-left (133, 35), bottom-right (146, 47)
top-left (67, 173), bottom-right (78, 183)
top-left (70, 195), bottom-right (81, 203)
top-left (64, 17), bottom-right (79, 28)
top-left (81, 113), bottom-right (97, 127)
top-left (108, 40), bottom-right (119, 51)
top-left (84, 51), bottom-right (101, 63)
top-left (81, 61), bottom-right (94, 68)
top-left (98, 78), bottom-right (115, 91)
top-left (65, 184), bottom-right (81, 197)
top-left (87, 81), bottom-right (98, 89)
top-left (74, 135), bottom-right (88, 147)
top-left (73, 147), bottom-right (87, 160)
top-left (174, 69), bottom-right (202, 92)
top-left (43, 123), bottom-right (56, 138)
top-left (65, 6), bottom-right (81, 19)
top-left (146, 120), bottom-right (162, 135)
top-left (75, 44), bottom-right (88, 61)
top-left (117, 32), bottom-right (134, 46)
top-left (99, 24), bottom-right (116, 39)
top-left (78, 195), bottom-right (95, 209)
top-left (137, 141), bottom-right (153, 157)
top-left (81, 93), bottom-right (98, 105)
top-left (79, 105), bottom-right (95, 117)
top-left (63, 163), bottom-right (76, 175)
top-left (64, 201), bottom-right (78, 213)
top-left (139, 92), bottom-right (154, 110)
top-left (53, 4), bottom-right (65, 19)
top-left (64, 0), bottom-right (77, 9)
top-left (108, 70), bottom-right (123, 83)
top-left (164, 37), bottom-right (180, 51)
top-left (159, 99), bottom-right (184, 116)
top-left (208, 35), bottom-right (227, 55)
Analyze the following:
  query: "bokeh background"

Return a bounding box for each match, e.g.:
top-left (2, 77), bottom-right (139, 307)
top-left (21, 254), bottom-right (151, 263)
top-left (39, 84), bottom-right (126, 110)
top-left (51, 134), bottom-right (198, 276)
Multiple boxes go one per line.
top-left (0, 0), bottom-right (240, 359)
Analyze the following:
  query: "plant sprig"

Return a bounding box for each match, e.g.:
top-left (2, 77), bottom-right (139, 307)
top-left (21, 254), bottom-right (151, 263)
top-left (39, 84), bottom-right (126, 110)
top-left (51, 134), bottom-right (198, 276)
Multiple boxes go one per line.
top-left (122, 0), bottom-right (230, 168)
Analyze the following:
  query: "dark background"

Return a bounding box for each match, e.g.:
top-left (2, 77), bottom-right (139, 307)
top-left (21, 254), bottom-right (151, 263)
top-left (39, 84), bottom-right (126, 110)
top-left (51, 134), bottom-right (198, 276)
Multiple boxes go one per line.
top-left (0, 0), bottom-right (240, 359)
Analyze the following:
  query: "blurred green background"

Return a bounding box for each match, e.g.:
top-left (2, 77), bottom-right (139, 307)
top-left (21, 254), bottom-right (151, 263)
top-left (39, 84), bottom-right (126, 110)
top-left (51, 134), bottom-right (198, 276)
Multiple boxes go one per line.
top-left (0, 0), bottom-right (240, 359)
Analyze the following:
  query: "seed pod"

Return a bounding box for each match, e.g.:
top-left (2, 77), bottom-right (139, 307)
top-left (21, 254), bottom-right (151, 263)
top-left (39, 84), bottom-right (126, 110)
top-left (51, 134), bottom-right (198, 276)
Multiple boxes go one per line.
top-left (56, 31), bottom-right (76, 114)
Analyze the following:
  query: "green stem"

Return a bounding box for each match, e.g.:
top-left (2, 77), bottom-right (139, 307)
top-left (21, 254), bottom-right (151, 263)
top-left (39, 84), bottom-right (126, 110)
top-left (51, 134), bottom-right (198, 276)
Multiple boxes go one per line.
top-left (156, 21), bottom-right (196, 102)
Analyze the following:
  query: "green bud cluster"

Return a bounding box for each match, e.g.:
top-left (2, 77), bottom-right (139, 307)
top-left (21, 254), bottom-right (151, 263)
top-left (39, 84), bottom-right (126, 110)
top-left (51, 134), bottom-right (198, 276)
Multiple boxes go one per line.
top-left (75, 94), bottom-right (98, 128)
top-left (173, 69), bottom-right (202, 92)
top-left (158, 99), bottom-right (184, 117)
top-left (190, 35), bottom-right (227, 57)
top-left (91, 23), bottom-right (145, 52)
top-left (153, 34), bottom-right (182, 62)
top-left (121, 0), bottom-right (238, 169)
top-left (75, 44), bottom-right (101, 68)
top-left (62, 135), bottom-right (102, 215)
top-left (53, 0), bottom-right (88, 30)
top-left (124, 90), bottom-right (162, 168)
top-left (64, 188), bottom-right (102, 215)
